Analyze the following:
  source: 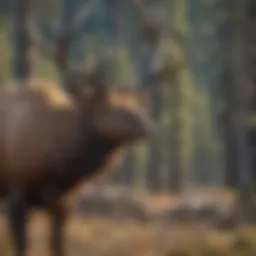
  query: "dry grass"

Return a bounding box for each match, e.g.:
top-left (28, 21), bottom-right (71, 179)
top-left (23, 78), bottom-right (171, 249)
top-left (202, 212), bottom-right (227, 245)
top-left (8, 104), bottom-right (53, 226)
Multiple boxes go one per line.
top-left (0, 188), bottom-right (251, 255)
top-left (0, 213), bottom-right (256, 256)
top-left (0, 188), bottom-right (250, 256)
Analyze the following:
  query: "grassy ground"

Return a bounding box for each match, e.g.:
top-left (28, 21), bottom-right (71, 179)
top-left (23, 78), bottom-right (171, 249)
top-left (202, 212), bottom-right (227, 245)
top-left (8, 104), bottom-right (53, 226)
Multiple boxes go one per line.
top-left (0, 213), bottom-right (256, 256)
top-left (0, 188), bottom-right (253, 255)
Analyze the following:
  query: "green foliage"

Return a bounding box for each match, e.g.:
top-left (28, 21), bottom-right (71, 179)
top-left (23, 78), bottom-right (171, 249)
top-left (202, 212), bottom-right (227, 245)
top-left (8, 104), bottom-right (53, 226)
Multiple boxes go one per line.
top-left (248, 114), bottom-right (256, 128)
top-left (0, 18), bottom-right (60, 83)
top-left (36, 54), bottom-right (60, 82)
top-left (113, 46), bottom-right (136, 88)
top-left (0, 20), bottom-right (12, 84)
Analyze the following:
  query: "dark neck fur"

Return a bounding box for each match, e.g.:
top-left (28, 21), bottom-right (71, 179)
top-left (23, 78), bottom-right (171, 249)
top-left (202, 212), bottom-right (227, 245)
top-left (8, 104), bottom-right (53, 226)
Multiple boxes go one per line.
top-left (26, 118), bottom-right (119, 208)
top-left (57, 124), bottom-right (118, 193)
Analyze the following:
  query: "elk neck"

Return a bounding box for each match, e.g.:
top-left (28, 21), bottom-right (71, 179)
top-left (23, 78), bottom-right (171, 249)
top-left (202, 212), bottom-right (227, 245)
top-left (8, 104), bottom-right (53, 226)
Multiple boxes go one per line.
top-left (57, 119), bottom-right (119, 193)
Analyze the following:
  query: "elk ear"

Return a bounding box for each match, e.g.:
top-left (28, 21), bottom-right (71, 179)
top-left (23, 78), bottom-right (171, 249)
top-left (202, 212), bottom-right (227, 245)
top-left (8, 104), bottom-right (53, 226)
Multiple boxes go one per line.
top-left (66, 82), bottom-right (97, 111)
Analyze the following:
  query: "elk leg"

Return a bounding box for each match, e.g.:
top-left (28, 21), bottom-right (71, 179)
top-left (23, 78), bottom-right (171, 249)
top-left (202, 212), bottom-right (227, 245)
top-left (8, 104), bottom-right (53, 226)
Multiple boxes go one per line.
top-left (7, 188), bottom-right (28, 256)
top-left (50, 203), bottom-right (68, 256)
top-left (42, 186), bottom-right (67, 256)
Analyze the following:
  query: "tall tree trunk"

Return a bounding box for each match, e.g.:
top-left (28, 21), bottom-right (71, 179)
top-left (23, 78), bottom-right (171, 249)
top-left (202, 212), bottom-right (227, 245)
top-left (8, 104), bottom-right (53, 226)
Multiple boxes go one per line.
top-left (231, 0), bottom-right (253, 218)
top-left (166, 0), bottom-right (186, 193)
top-left (146, 77), bottom-right (163, 192)
top-left (129, 0), bottom-right (164, 192)
top-left (244, 0), bottom-right (256, 188)
top-left (166, 74), bottom-right (183, 193)
top-left (188, 0), bottom-right (232, 186)
top-left (61, 0), bottom-right (85, 72)
top-left (13, 0), bottom-right (34, 81)
top-left (223, 68), bottom-right (241, 187)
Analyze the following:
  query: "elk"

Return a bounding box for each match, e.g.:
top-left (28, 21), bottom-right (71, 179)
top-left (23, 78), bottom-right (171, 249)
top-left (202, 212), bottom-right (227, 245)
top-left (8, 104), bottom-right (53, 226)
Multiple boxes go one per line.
top-left (0, 1), bottom-right (157, 256)
top-left (0, 77), bottom-right (155, 256)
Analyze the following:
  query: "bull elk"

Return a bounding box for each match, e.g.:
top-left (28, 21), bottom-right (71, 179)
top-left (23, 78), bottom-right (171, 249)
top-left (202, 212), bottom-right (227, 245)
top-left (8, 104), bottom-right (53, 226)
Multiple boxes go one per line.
top-left (1, 1), bottom-right (157, 256)
top-left (0, 77), bottom-right (155, 256)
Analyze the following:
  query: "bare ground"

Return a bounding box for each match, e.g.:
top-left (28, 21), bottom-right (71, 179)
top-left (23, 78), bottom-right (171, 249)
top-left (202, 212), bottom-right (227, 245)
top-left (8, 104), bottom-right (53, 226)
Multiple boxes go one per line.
top-left (0, 187), bottom-right (255, 256)
top-left (0, 214), bottom-right (256, 256)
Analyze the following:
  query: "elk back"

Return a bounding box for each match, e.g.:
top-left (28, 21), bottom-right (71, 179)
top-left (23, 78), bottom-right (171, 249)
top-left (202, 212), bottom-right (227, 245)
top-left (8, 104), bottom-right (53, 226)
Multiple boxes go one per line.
top-left (0, 79), bottom-right (82, 186)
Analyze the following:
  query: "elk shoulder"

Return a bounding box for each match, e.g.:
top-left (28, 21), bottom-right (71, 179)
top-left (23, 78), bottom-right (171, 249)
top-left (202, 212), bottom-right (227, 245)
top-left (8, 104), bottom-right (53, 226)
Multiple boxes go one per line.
top-left (0, 79), bottom-right (82, 186)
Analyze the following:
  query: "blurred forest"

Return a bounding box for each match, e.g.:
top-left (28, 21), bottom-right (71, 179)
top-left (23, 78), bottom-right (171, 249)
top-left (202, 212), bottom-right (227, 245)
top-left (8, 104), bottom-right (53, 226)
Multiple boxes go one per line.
top-left (0, 0), bottom-right (255, 193)
top-left (1, 0), bottom-right (256, 255)
top-left (1, 0), bottom-right (253, 192)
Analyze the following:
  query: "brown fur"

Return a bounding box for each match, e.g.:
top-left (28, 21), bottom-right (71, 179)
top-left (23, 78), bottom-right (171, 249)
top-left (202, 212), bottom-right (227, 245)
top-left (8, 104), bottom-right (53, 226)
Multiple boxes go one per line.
top-left (0, 78), bottom-right (155, 256)
top-left (0, 78), bottom-right (153, 194)
top-left (0, 79), bottom-right (80, 185)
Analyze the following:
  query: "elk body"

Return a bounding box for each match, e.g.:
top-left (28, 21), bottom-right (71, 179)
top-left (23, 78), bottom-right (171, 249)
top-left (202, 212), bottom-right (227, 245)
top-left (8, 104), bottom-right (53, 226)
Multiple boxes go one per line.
top-left (0, 78), bottom-right (155, 256)
top-left (3, 0), bottom-right (160, 254)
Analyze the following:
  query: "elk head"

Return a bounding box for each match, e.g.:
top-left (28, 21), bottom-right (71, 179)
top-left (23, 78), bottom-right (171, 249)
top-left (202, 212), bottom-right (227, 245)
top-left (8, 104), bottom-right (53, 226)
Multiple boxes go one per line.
top-left (32, 0), bottom-right (157, 146)
top-left (90, 88), bottom-right (155, 144)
